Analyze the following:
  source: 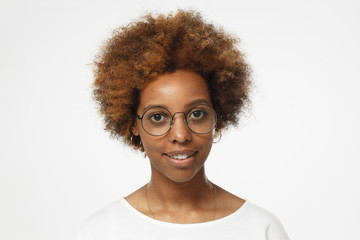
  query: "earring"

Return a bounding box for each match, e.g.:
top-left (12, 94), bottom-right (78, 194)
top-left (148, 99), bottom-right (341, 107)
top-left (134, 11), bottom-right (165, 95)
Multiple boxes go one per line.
top-left (213, 132), bottom-right (222, 143)
top-left (137, 141), bottom-right (147, 158)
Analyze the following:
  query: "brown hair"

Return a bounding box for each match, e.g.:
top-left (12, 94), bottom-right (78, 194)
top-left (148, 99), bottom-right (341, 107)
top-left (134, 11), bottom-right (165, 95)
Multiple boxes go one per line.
top-left (93, 9), bottom-right (251, 151)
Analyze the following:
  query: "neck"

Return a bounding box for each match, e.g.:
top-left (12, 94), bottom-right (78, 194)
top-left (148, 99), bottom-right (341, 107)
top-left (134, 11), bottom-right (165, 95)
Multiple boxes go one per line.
top-left (147, 167), bottom-right (213, 209)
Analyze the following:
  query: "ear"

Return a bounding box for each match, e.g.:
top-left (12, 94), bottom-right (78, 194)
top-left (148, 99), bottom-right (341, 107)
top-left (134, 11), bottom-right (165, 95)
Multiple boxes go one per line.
top-left (132, 122), bottom-right (139, 136)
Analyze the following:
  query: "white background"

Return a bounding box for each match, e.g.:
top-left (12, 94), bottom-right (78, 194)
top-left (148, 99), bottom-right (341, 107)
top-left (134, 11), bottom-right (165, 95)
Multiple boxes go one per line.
top-left (1, 0), bottom-right (359, 239)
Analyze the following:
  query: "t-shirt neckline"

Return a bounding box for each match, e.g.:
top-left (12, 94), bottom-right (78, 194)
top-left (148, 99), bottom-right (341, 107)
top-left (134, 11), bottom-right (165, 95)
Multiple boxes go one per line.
top-left (119, 197), bottom-right (248, 228)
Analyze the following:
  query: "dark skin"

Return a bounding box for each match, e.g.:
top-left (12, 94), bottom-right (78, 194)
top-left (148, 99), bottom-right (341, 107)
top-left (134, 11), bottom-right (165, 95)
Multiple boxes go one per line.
top-left (126, 70), bottom-right (245, 223)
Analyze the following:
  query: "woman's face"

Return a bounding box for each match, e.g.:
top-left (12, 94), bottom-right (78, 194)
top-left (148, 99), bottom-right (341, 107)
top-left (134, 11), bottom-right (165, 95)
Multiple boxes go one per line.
top-left (132, 70), bottom-right (214, 183)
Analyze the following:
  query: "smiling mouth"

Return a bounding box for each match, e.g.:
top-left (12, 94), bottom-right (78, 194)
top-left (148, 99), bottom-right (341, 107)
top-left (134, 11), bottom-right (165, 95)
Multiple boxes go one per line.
top-left (164, 152), bottom-right (197, 160)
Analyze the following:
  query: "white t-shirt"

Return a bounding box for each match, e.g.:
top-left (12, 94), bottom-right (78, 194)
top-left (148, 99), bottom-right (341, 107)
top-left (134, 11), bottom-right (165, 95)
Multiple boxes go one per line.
top-left (76, 198), bottom-right (290, 240)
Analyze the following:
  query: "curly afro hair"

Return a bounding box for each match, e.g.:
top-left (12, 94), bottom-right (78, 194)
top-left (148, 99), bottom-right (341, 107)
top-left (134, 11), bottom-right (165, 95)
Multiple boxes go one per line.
top-left (93, 9), bottom-right (251, 151)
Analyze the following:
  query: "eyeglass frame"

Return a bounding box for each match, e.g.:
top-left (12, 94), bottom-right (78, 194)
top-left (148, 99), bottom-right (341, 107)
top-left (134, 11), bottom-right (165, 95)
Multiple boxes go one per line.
top-left (136, 104), bottom-right (218, 136)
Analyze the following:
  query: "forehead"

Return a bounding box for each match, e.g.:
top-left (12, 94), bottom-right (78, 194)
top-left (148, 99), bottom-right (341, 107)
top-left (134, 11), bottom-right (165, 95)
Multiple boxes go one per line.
top-left (138, 70), bottom-right (212, 111)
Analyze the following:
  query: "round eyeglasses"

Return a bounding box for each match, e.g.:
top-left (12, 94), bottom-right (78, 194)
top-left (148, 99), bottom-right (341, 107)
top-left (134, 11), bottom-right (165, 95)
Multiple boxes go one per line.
top-left (137, 104), bottom-right (217, 136)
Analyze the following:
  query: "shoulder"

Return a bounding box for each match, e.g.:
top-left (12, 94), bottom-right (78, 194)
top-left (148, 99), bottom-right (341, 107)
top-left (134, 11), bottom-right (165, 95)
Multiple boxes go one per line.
top-left (215, 186), bottom-right (282, 224)
top-left (87, 200), bottom-right (125, 222)
top-left (215, 186), bottom-right (289, 239)
top-left (75, 199), bottom-right (129, 240)
top-left (242, 201), bottom-right (280, 222)
top-left (242, 202), bottom-right (290, 240)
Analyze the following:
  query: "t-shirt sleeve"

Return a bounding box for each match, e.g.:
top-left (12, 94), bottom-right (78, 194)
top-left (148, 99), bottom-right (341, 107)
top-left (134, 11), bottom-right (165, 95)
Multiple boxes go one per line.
top-left (266, 214), bottom-right (290, 240)
top-left (73, 219), bottom-right (97, 240)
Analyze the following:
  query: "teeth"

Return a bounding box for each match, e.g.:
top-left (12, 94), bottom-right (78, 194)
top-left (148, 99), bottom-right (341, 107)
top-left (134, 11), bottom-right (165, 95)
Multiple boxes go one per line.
top-left (170, 154), bottom-right (191, 160)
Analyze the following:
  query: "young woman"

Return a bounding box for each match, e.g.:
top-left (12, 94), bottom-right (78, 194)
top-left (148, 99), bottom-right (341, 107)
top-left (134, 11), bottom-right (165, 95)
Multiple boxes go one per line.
top-left (76, 10), bottom-right (290, 240)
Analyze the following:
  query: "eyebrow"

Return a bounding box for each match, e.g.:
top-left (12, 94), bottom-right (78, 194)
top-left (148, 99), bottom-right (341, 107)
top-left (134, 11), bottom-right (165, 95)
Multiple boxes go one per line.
top-left (185, 99), bottom-right (211, 108)
top-left (142, 99), bottom-right (211, 112)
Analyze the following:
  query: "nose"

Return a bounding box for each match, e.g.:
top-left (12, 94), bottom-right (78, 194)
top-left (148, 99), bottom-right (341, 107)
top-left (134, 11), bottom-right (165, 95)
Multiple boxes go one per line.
top-left (168, 112), bottom-right (192, 143)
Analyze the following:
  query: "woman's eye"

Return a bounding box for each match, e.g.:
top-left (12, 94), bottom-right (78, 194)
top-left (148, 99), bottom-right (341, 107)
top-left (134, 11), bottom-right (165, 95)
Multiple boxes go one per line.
top-left (149, 114), bottom-right (165, 122)
top-left (190, 110), bottom-right (204, 119)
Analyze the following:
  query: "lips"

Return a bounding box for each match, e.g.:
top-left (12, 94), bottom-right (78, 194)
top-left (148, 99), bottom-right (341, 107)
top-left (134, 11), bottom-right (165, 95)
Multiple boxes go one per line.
top-left (163, 150), bottom-right (197, 168)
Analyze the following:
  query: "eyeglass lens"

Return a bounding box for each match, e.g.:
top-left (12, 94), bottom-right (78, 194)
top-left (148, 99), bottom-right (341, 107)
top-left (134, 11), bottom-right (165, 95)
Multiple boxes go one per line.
top-left (141, 105), bottom-right (216, 136)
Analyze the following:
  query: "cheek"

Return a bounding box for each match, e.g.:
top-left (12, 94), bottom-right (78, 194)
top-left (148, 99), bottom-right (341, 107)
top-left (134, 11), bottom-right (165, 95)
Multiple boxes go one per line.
top-left (205, 132), bottom-right (215, 152)
top-left (202, 130), bottom-right (215, 144)
top-left (139, 133), bottom-right (165, 155)
top-left (194, 133), bottom-right (214, 154)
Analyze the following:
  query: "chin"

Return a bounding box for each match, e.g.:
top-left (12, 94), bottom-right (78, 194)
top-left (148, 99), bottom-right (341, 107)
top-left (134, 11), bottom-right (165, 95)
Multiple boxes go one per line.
top-left (166, 175), bottom-right (197, 183)
top-left (159, 166), bottom-right (206, 184)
